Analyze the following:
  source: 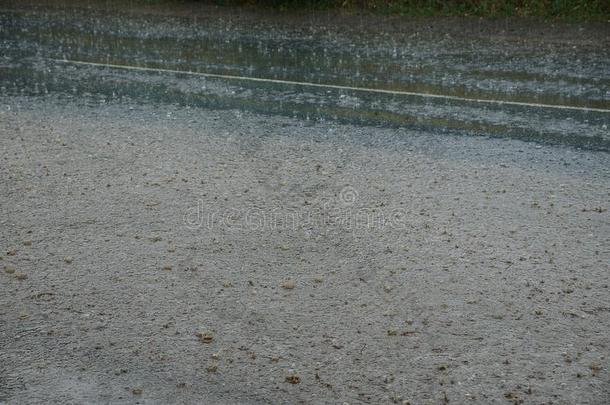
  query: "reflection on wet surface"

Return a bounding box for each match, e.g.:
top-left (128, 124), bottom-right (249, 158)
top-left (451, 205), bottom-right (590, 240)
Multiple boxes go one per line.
top-left (1, 6), bottom-right (609, 150)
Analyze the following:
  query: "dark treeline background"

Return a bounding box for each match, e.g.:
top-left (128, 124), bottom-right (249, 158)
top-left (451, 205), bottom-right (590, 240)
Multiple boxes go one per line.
top-left (207, 0), bottom-right (608, 19)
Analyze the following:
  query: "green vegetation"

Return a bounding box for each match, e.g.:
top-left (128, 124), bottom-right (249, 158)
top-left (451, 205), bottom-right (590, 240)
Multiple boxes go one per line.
top-left (214, 0), bottom-right (609, 19)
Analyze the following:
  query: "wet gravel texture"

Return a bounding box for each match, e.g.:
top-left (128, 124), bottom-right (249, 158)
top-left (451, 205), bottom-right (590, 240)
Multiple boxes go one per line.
top-left (1, 96), bottom-right (609, 404)
top-left (1, 1), bottom-right (610, 403)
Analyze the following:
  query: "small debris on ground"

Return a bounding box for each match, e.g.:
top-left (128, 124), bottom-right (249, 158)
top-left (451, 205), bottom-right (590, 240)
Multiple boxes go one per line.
top-left (590, 362), bottom-right (602, 375)
top-left (196, 331), bottom-right (214, 343)
top-left (285, 374), bottom-right (300, 384)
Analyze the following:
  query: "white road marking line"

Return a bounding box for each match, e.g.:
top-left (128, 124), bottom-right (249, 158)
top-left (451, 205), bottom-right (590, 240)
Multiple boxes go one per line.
top-left (51, 59), bottom-right (610, 113)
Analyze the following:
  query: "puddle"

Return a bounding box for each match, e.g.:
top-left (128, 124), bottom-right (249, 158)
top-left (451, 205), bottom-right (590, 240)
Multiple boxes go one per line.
top-left (0, 7), bottom-right (609, 150)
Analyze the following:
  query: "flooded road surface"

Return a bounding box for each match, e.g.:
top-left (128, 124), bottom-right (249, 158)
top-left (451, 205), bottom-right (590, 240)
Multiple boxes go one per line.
top-left (1, 1), bottom-right (609, 149)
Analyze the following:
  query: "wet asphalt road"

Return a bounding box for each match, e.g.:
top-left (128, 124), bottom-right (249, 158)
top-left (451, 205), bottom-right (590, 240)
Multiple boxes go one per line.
top-left (0, 0), bottom-right (609, 149)
top-left (1, 2), bottom-right (610, 405)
